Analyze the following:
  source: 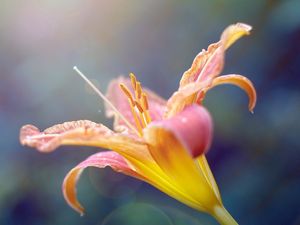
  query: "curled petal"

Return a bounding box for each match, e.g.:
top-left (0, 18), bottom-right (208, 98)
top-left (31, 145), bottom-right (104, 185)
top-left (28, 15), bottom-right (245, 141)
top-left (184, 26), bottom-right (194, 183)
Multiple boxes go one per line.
top-left (106, 77), bottom-right (166, 134)
top-left (166, 74), bottom-right (256, 117)
top-left (179, 23), bottom-right (252, 88)
top-left (62, 151), bottom-right (145, 215)
top-left (206, 74), bottom-right (257, 112)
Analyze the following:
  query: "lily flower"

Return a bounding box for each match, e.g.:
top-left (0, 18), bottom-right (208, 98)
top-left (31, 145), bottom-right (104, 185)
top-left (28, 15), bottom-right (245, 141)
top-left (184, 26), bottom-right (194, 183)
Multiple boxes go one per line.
top-left (20, 23), bottom-right (256, 225)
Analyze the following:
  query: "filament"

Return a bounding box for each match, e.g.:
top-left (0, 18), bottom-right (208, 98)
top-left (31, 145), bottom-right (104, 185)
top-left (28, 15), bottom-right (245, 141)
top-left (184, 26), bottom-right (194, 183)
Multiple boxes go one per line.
top-left (73, 66), bottom-right (139, 135)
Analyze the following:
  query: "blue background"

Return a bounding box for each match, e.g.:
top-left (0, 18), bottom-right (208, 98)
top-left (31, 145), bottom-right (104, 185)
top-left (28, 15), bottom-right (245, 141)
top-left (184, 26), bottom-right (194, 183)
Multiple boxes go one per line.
top-left (1, 1), bottom-right (299, 224)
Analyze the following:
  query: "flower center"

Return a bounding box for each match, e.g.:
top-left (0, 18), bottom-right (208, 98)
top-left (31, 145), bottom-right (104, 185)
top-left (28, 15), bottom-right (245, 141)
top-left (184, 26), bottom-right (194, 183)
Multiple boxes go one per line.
top-left (119, 73), bottom-right (152, 135)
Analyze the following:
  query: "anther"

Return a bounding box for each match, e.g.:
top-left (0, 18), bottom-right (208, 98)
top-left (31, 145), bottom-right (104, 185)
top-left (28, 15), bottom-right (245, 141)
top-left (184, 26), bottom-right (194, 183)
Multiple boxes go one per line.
top-left (141, 93), bottom-right (149, 110)
top-left (134, 100), bottom-right (147, 127)
top-left (130, 73), bottom-right (137, 90)
top-left (134, 100), bottom-right (144, 113)
top-left (136, 82), bottom-right (142, 99)
top-left (119, 84), bottom-right (134, 104)
top-left (128, 99), bottom-right (143, 135)
top-left (141, 93), bottom-right (151, 123)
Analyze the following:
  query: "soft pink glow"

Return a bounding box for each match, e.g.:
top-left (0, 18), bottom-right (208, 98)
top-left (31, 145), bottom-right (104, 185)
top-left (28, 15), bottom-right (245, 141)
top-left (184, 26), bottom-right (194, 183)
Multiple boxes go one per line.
top-left (151, 104), bottom-right (213, 157)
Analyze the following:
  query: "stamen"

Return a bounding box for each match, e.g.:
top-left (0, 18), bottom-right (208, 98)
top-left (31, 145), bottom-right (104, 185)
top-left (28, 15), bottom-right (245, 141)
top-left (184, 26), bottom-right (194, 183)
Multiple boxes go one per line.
top-left (134, 100), bottom-right (144, 113)
top-left (73, 66), bottom-right (139, 135)
top-left (134, 100), bottom-right (148, 127)
top-left (141, 93), bottom-right (151, 123)
top-left (128, 99), bottom-right (143, 135)
top-left (144, 112), bottom-right (151, 124)
top-left (119, 84), bottom-right (134, 104)
top-left (130, 73), bottom-right (137, 90)
top-left (141, 93), bottom-right (149, 110)
top-left (136, 82), bottom-right (142, 99)
top-left (118, 72), bottom-right (153, 132)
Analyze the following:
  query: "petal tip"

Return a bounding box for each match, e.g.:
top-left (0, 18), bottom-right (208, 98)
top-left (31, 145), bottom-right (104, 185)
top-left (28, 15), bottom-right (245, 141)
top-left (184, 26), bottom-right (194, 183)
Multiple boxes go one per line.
top-left (78, 208), bottom-right (85, 217)
top-left (74, 205), bottom-right (85, 216)
top-left (222, 23), bottom-right (253, 50)
top-left (248, 90), bottom-right (257, 113)
top-left (19, 124), bottom-right (40, 145)
top-left (62, 170), bottom-right (86, 216)
top-left (236, 22), bottom-right (252, 33)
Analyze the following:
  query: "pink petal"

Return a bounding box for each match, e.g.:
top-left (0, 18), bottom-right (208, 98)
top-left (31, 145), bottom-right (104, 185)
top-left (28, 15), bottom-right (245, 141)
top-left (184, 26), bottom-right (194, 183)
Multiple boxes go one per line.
top-left (20, 120), bottom-right (150, 163)
top-left (62, 151), bottom-right (145, 215)
top-left (105, 77), bottom-right (166, 133)
top-left (150, 104), bottom-right (213, 158)
top-left (179, 23), bottom-right (252, 88)
top-left (179, 43), bottom-right (223, 87)
top-left (20, 120), bottom-right (112, 152)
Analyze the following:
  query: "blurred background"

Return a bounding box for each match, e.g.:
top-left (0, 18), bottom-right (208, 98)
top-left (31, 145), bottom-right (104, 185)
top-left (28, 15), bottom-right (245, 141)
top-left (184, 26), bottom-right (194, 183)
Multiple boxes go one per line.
top-left (1, 0), bottom-right (300, 224)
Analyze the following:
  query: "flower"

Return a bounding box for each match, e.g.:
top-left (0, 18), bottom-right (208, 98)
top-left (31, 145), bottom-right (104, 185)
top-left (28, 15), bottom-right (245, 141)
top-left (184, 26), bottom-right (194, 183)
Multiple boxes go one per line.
top-left (20, 23), bottom-right (256, 225)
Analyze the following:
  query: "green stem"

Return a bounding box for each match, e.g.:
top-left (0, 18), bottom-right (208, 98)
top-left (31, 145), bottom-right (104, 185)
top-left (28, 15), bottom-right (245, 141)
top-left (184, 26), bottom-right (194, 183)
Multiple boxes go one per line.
top-left (211, 205), bottom-right (238, 225)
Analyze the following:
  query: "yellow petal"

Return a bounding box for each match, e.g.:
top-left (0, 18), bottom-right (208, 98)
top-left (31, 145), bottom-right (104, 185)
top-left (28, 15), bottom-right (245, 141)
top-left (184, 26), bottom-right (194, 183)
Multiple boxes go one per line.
top-left (143, 123), bottom-right (220, 212)
top-left (197, 155), bottom-right (221, 201)
top-left (123, 154), bottom-right (206, 211)
top-left (221, 23), bottom-right (252, 50)
top-left (209, 74), bottom-right (257, 112)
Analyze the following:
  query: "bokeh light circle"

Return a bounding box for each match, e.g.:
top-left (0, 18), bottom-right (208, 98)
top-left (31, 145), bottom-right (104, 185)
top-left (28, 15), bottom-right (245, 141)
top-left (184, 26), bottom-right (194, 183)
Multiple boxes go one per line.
top-left (100, 203), bottom-right (173, 225)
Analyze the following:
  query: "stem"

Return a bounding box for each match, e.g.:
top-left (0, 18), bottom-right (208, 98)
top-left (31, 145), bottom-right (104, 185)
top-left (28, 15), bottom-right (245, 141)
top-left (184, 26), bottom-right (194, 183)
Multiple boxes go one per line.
top-left (211, 205), bottom-right (238, 225)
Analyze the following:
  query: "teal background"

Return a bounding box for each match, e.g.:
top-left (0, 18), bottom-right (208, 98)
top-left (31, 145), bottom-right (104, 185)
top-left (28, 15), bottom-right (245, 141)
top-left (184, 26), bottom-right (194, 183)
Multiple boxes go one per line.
top-left (1, 1), bottom-right (300, 224)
